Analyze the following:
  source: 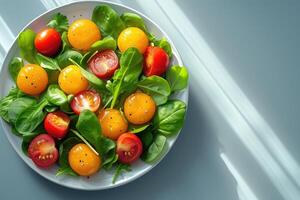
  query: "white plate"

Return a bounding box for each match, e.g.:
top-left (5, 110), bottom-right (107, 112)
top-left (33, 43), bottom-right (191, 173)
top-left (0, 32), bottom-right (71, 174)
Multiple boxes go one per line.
top-left (0, 0), bottom-right (188, 190)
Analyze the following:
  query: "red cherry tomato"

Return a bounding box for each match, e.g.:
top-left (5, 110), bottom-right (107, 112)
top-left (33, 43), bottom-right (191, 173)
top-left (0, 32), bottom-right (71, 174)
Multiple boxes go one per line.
top-left (28, 134), bottom-right (58, 168)
top-left (34, 28), bottom-right (61, 57)
top-left (88, 50), bottom-right (119, 79)
top-left (116, 133), bottom-right (143, 164)
top-left (71, 90), bottom-right (101, 115)
top-left (44, 111), bottom-right (70, 139)
top-left (143, 46), bottom-right (169, 76)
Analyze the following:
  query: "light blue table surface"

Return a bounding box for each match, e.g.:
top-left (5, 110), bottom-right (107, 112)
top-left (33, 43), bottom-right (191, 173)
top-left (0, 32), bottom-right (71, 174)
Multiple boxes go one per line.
top-left (1, 1), bottom-right (300, 200)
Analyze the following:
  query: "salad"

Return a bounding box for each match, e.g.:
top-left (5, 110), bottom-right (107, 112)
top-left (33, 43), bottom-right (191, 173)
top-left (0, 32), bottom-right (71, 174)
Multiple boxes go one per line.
top-left (0, 4), bottom-right (188, 183)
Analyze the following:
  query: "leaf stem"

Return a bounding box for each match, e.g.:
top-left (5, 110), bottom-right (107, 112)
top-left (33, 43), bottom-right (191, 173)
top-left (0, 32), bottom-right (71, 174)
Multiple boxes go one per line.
top-left (70, 129), bottom-right (99, 156)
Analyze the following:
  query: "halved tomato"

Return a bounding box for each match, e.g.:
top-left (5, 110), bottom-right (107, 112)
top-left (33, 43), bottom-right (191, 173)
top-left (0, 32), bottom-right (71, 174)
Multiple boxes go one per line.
top-left (44, 111), bottom-right (70, 139)
top-left (143, 46), bottom-right (169, 76)
top-left (28, 134), bottom-right (58, 168)
top-left (71, 90), bottom-right (101, 115)
top-left (116, 133), bottom-right (143, 164)
top-left (88, 50), bottom-right (119, 79)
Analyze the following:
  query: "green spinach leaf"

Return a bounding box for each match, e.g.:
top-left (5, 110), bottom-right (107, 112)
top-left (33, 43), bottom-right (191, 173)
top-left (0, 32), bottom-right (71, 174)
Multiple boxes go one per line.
top-left (90, 36), bottom-right (117, 52)
top-left (128, 124), bottom-right (150, 134)
top-left (112, 163), bottom-right (131, 184)
top-left (9, 57), bottom-right (23, 82)
top-left (142, 134), bottom-right (166, 163)
top-left (57, 50), bottom-right (82, 68)
top-left (138, 75), bottom-right (171, 105)
top-left (120, 12), bottom-right (147, 32)
top-left (36, 53), bottom-right (61, 71)
top-left (18, 29), bottom-right (37, 63)
top-left (0, 88), bottom-right (25, 122)
top-left (166, 65), bottom-right (188, 92)
top-left (137, 130), bottom-right (153, 150)
top-left (61, 31), bottom-right (70, 52)
top-left (8, 97), bottom-right (37, 124)
top-left (56, 166), bottom-right (78, 176)
top-left (69, 58), bottom-right (106, 91)
top-left (153, 100), bottom-right (186, 136)
top-left (16, 98), bottom-right (49, 134)
top-left (45, 84), bottom-right (67, 106)
top-left (110, 48), bottom-right (143, 108)
top-left (92, 5), bottom-right (125, 39)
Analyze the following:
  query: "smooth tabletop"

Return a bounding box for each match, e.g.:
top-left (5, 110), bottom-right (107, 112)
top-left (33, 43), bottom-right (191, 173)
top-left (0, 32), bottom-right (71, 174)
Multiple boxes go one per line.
top-left (1, 1), bottom-right (300, 200)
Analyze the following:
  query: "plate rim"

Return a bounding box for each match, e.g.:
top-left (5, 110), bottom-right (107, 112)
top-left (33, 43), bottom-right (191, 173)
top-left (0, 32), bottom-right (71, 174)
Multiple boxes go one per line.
top-left (0, 0), bottom-right (189, 190)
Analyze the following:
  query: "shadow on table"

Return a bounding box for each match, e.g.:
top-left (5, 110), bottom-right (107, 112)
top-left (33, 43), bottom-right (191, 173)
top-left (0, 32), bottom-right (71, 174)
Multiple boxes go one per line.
top-left (24, 88), bottom-right (238, 200)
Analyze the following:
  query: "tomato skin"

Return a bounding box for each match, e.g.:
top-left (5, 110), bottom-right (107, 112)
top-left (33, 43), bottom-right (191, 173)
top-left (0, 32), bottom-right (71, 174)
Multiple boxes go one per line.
top-left (28, 134), bottom-right (58, 168)
top-left (143, 46), bottom-right (169, 76)
top-left (34, 28), bottom-right (61, 57)
top-left (68, 19), bottom-right (101, 51)
top-left (71, 90), bottom-right (101, 115)
top-left (68, 143), bottom-right (101, 176)
top-left (17, 64), bottom-right (48, 96)
top-left (99, 109), bottom-right (128, 140)
top-left (118, 27), bottom-right (149, 53)
top-left (117, 133), bottom-right (143, 164)
top-left (124, 92), bottom-right (156, 125)
top-left (44, 111), bottom-right (70, 139)
top-left (88, 50), bottom-right (119, 79)
top-left (58, 65), bottom-right (89, 95)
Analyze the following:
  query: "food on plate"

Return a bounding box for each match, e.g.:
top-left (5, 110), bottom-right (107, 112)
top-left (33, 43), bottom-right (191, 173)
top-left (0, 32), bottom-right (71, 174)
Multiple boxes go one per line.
top-left (99, 108), bottom-right (128, 140)
top-left (68, 143), bottom-right (101, 176)
top-left (117, 133), bottom-right (143, 164)
top-left (71, 90), bottom-right (101, 114)
top-left (143, 46), bottom-right (169, 76)
top-left (58, 65), bottom-right (88, 94)
top-left (0, 4), bottom-right (189, 184)
top-left (28, 134), bottom-right (58, 168)
top-left (16, 64), bottom-right (48, 95)
top-left (88, 50), bottom-right (119, 79)
top-left (34, 28), bottom-right (62, 57)
top-left (68, 19), bottom-right (101, 51)
top-left (124, 92), bottom-right (156, 125)
top-left (118, 27), bottom-right (149, 53)
top-left (44, 111), bottom-right (70, 139)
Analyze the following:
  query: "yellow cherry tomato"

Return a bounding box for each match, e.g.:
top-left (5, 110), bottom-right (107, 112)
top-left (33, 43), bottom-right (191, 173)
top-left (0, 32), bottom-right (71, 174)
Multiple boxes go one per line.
top-left (99, 109), bottom-right (128, 140)
top-left (124, 92), bottom-right (156, 125)
top-left (68, 143), bottom-right (101, 176)
top-left (68, 19), bottom-right (101, 51)
top-left (58, 65), bottom-right (88, 95)
top-left (117, 27), bottom-right (149, 53)
top-left (16, 64), bottom-right (48, 96)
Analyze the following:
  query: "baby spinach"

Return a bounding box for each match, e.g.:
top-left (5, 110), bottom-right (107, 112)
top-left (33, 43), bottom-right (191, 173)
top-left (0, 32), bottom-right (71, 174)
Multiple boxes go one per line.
top-left (166, 65), bottom-right (188, 92)
top-left (47, 13), bottom-right (69, 33)
top-left (36, 53), bottom-right (61, 71)
top-left (47, 70), bottom-right (60, 84)
top-left (17, 29), bottom-right (37, 64)
top-left (137, 130), bottom-right (153, 150)
top-left (90, 36), bottom-right (117, 52)
top-left (129, 124), bottom-right (150, 134)
top-left (153, 100), bottom-right (186, 136)
top-left (61, 31), bottom-right (70, 52)
top-left (69, 58), bottom-right (106, 91)
top-left (150, 36), bottom-right (172, 58)
top-left (57, 50), bottom-right (82, 68)
top-left (9, 57), bottom-right (23, 82)
top-left (110, 48), bottom-right (143, 108)
top-left (57, 137), bottom-right (81, 175)
top-left (8, 97), bottom-right (37, 124)
top-left (120, 12), bottom-right (147, 32)
top-left (45, 84), bottom-right (67, 106)
top-left (56, 167), bottom-right (78, 176)
top-left (112, 163), bottom-right (131, 184)
top-left (142, 134), bottom-right (166, 163)
top-left (75, 110), bottom-right (116, 164)
top-left (45, 105), bottom-right (58, 113)
top-left (0, 88), bottom-right (25, 122)
top-left (92, 5), bottom-right (125, 39)
top-left (16, 98), bottom-right (49, 134)
top-left (138, 75), bottom-right (171, 105)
